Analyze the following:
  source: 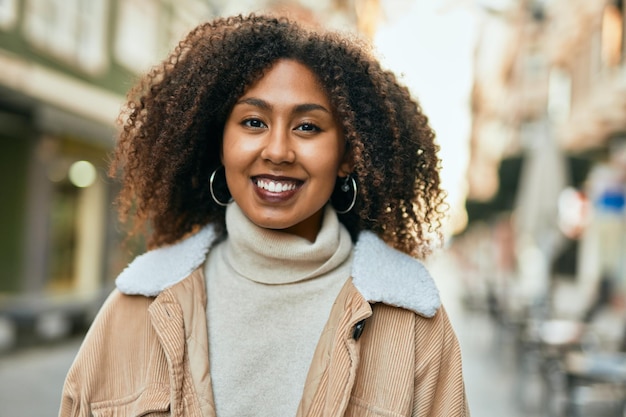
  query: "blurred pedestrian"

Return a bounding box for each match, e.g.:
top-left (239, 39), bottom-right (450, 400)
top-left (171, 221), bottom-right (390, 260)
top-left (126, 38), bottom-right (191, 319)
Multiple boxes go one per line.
top-left (59, 13), bottom-right (468, 417)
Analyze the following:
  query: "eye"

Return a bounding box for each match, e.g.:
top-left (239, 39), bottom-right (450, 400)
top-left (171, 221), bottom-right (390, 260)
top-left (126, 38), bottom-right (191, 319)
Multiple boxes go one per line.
top-left (242, 118), bottom-right (267, 129)
top-left (295, 123), bottom-right (320, 132)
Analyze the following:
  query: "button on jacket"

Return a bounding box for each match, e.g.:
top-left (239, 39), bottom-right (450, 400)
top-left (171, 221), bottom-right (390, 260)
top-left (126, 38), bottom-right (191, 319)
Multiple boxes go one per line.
top-left (59, 228), bottom-right (469, 417)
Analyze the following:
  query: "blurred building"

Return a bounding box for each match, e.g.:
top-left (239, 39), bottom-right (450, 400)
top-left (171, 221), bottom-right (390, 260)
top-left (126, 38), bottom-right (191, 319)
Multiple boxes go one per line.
top-left (0, 0), bottom-right (365, 349)
top-left (467, 0), bottom-right (626, 313)
top-left (0, 0), bottom-right (217, 348)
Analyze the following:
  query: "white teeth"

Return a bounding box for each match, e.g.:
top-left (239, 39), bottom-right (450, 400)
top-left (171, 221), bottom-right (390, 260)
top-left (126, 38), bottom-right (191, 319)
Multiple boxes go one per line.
top-left (256, 179), bottom-right (297, 192)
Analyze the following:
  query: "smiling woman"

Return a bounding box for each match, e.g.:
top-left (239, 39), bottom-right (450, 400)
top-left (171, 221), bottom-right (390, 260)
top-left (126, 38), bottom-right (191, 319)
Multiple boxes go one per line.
top-left (59, 13), bottom-right (469, 417)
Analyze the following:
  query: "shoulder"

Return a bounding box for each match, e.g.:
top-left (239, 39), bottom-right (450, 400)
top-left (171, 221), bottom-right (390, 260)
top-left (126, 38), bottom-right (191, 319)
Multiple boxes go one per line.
top-left (113, 224), bottom-right (441, 319)
top-left (61, 289), bottom-right (168, 409)
top-left (352, 231), bottom-right (441, 318)
top-left (115, 225), bottom-right (217, 297)
top-left (80, 289), bottom-right (156, 349)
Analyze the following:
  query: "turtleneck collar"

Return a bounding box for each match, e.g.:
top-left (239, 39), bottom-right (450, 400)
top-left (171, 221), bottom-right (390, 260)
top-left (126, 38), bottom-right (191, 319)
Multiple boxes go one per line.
top-left (223, 203), bottom-right (353, 285)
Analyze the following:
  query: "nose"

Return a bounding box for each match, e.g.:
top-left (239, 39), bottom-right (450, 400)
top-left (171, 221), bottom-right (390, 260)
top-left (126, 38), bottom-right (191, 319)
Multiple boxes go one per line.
top-left (261, 127), bottom-right (295, 164)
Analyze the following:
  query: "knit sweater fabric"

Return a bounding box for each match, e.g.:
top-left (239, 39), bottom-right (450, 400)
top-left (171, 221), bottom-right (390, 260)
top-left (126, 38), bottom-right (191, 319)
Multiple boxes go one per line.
top-left (204, 203), bottom-right (353, 417)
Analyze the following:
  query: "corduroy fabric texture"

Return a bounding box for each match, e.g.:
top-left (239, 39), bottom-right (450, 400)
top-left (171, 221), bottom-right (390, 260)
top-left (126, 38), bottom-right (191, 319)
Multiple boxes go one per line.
top-left (59, 268), bottom-right (469, 417)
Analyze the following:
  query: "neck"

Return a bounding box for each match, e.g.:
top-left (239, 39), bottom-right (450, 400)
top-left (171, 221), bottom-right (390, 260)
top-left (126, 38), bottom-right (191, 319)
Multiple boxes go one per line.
top-left (222, 202), bottom-right (352, 284)
top-left (281, 210), bottom-right (324, 242)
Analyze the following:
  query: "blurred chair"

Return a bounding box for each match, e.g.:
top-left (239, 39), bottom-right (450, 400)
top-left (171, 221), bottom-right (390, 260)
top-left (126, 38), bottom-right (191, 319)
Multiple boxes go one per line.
top-left (563, 348), bottom-right (626, 417)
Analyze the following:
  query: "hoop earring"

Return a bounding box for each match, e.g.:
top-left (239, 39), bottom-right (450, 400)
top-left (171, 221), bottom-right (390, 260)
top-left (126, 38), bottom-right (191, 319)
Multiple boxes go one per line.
top-left (335, 175), bottom-right (357, 214)
top-left (209, 166), bottom-right (232, 207)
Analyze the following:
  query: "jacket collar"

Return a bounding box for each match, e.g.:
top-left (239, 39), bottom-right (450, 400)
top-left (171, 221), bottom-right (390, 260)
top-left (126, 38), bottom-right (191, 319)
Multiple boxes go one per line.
top-left (116, 225), bottom-right (440, 318)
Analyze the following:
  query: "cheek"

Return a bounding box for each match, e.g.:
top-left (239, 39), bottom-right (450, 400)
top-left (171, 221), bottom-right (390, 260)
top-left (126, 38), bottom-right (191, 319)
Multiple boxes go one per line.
top-left (314, 157), bottom-right (343, 193)
top-left (222, 152), bottom-right (245, 188)
top-left (221, 128), bottom-right (244, 169)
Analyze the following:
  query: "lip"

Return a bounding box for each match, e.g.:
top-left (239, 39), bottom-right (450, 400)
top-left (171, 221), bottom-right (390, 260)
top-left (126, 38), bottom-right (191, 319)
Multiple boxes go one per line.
top-left (251, 174), bottom-right (304, 203)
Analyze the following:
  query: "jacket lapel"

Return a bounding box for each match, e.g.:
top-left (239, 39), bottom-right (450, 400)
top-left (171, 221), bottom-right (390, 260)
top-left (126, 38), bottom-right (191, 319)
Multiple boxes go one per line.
top-left (149, 271), bottom-right (216, 417)
top-left (300, 279), bottom-right (372, 417)
top-left (148, 290), bottom-right (187, 417)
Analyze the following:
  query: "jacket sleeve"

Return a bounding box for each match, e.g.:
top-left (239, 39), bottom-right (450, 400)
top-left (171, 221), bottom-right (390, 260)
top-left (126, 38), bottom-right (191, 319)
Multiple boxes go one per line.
top-left (58, 385), bottom-right (77, 417)
top-left (412, 306), bottom-right (470, 417)
top-left (57, 291), bottom-right (116, 417)
top-left (58, 289), bottom-right (157, 417)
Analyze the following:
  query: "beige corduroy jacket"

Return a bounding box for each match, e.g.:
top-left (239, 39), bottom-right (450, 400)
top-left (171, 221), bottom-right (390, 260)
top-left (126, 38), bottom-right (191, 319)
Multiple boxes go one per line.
top-left (59, 227), bottom-right (469, 417)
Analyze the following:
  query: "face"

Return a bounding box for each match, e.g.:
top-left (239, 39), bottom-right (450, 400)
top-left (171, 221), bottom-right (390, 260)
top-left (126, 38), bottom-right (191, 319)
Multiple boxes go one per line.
top-left (222, 59), bottom-right (350, 242)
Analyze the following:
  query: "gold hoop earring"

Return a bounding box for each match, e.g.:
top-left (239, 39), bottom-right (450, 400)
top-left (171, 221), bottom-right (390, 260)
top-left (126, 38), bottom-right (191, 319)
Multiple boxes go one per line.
top-left (209, 166), bottom-right (232, 207)
top-left (335, 175), bottom-right (357, 214)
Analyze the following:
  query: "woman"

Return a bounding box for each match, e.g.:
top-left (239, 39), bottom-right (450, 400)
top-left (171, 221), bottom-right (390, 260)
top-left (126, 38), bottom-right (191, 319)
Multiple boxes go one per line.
top-left (59, 14), bottom-right (468, 417)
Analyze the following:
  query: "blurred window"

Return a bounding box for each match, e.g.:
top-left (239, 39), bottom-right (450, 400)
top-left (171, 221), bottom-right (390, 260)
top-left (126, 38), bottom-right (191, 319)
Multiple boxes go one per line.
top-left (168, 1), bottom-right (212, 48)
top-left (23, 0), bottom-right (108, 74)
top-left (40, 137), bottom-right (108, 294)
top-left (113, 0), bottom-right (159, 73)
top-left (0, 0), bottom-right (18, 30)
top-left (47, 179), bottom-right (80, 291)
top-left (114, 0), bottom-right (213, 73)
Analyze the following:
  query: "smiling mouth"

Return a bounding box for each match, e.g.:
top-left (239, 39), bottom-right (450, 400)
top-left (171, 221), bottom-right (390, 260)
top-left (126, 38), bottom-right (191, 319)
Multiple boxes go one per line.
top-left (253, 177), bottom-right (302, 193)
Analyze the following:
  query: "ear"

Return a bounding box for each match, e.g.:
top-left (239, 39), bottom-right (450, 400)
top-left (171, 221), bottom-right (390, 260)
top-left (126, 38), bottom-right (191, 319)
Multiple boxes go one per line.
top-left (337, 146), bottom-right (354, 177)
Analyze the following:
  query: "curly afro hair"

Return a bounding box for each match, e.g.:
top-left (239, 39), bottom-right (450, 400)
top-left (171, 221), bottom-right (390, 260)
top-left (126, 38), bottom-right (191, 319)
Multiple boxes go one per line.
top-left (110, 13), bottom-right (447, 258)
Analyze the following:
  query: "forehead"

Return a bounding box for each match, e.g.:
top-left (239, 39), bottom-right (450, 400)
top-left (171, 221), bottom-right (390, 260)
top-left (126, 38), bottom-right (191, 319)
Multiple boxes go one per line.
top-left (240, 59), bottom-right (331, 107)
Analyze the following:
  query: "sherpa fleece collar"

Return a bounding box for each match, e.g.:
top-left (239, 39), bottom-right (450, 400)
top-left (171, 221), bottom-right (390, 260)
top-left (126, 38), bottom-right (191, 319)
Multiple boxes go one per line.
top-left (115, 225), bottom-right (440, 318)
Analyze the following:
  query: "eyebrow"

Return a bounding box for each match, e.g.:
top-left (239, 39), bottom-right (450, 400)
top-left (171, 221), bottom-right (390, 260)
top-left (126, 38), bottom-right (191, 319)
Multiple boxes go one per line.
top-left (235, 97), bottom-right (331, 115)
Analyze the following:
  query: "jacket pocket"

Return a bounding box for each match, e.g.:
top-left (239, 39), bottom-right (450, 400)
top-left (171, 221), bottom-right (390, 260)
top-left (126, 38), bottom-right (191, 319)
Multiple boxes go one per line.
top-left (344, 396), bottom-right (406, 417)
top-left (90, 385), bottom-right (170, 417)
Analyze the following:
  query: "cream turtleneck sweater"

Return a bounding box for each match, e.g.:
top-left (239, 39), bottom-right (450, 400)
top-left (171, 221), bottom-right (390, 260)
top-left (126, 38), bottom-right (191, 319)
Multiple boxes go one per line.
top-left (204, 203), bottom-right (353, 417)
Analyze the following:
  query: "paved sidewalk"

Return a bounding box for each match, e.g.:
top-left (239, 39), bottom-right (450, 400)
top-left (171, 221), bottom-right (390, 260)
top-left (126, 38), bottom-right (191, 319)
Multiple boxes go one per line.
top-left (0, 338), bottom-right (82, 417)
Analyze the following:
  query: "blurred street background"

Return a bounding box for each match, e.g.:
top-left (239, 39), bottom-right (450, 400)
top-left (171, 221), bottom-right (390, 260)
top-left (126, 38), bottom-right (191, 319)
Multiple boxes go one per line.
top-left (1, 0), bottom-right (626, 416)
